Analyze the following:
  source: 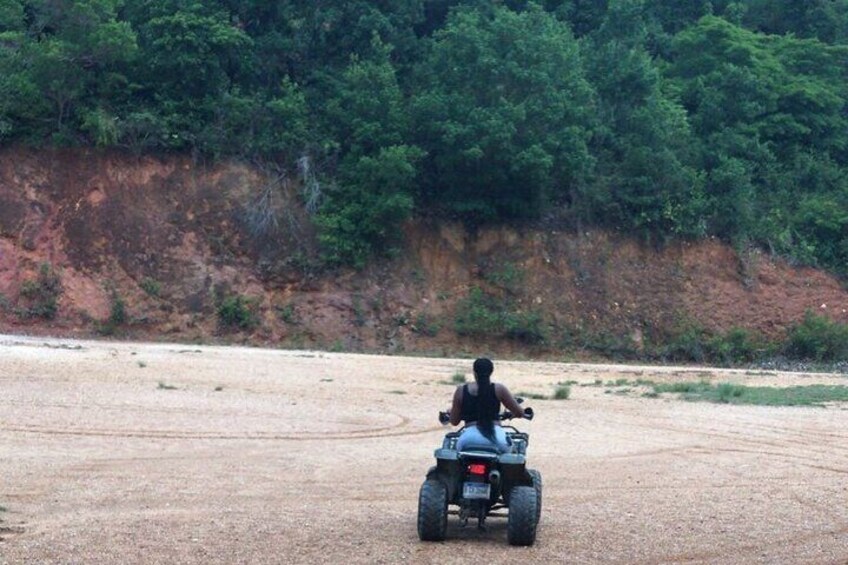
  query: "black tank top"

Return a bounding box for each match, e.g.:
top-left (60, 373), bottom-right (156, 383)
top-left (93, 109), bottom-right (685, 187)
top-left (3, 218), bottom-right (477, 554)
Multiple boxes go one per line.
top-left (459, 383), bottom-right (501, 424)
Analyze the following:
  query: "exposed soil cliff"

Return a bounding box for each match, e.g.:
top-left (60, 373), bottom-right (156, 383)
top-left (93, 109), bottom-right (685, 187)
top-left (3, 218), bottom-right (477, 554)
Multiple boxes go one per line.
top-left (1, 148), bottom-right (846, 357)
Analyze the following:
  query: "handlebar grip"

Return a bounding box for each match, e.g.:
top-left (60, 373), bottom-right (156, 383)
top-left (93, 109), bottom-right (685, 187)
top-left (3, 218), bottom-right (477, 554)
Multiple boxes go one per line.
top-left (438, 411), bottom-right (450, 425)
top-left (523, 407), bottom-right (534, 420)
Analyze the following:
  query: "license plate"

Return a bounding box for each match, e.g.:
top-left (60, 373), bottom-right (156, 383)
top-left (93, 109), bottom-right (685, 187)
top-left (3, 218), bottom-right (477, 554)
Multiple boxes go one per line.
top-left (462, 482), bottom-right (491, 500)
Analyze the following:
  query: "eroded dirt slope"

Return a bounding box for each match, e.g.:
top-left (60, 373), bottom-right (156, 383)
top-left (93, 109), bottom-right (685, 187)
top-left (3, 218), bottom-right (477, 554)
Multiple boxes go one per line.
top-left (1, 148), bottom-right (847, 354)
top-left (1, 336), bottom-right (847, 564)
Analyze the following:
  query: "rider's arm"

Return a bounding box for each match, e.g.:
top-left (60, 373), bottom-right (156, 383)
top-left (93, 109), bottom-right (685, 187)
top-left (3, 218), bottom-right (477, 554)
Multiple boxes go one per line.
top-left (495, 383), bottom-right (524, 419)
top-left (449, 385), bottom-right (463, 426)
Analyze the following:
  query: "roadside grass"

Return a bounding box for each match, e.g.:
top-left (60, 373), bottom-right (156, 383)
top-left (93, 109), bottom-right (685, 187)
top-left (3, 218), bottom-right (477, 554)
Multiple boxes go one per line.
top-left (649, 381), bottom-right (848, 407)
top-left (157, 381), bottom-right (178, 390)
top-left (517, 391), bottom-right (548, 400)
top-left (451, 372), bottom-right (466, 384)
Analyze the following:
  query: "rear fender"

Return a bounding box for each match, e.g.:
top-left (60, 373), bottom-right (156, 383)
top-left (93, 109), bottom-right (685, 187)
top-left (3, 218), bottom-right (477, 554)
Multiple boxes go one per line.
top-left (498, 453), bottom-right (532, 485)
top-left (429, 449), bottom-right (461, 501)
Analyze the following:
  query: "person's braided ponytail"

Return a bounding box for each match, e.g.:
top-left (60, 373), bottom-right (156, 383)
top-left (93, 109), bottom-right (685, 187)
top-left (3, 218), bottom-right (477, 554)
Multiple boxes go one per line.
top-left (473, 358), bottom-right (496, 441)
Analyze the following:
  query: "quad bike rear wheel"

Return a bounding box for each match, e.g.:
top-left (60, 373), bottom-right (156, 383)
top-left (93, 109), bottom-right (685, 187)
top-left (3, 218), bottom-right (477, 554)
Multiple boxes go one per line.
top-left (417, 479), bottom-right (448, 541)
top-left (507, 485), bottom-right (538, 546)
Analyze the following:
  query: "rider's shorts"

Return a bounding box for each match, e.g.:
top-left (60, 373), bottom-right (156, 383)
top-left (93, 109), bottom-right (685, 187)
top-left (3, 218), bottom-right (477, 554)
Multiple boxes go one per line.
top-left (456, 425), bottom-right (510, 453)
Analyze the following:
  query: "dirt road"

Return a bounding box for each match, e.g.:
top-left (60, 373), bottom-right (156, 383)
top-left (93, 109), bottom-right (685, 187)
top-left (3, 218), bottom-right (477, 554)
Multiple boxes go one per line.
top-left (1, 335), bottom-right (847, 564)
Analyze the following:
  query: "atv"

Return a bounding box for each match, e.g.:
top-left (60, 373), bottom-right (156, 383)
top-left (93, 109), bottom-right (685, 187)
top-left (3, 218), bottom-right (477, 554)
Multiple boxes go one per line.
top-left (417, 403), bottom-right (541, 545)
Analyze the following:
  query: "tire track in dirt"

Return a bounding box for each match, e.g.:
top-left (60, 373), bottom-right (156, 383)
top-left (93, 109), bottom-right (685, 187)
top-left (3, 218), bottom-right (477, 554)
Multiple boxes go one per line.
top-left (0, 525), bottom-right (26, 542)
top-left (603, 432), bottom-right (848, 564)
top-left (636, 525), bottom-right (848, 565)
top-left (0, 416), bottom-right (445, 441)
top-left (608, 409), bottom-right (848, 470)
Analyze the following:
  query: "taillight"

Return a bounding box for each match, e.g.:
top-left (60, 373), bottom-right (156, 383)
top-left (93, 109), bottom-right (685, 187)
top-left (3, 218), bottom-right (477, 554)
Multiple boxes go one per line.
top-left (467, 463), bottom-right (487, 476)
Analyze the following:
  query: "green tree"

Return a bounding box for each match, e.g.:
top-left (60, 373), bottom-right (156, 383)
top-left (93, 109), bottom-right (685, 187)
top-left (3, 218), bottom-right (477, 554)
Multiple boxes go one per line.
top-left (742, 0), bottom-right (848, 44)
top-left (581, 0), bottom-right (705, 237)
top-left (314, 41), bottom-right (422, 266)
top-left (316, 145), bottom-right (422, 267)
top-left (412, 4), bottom-right (595, 222)
top-left (125, 1), bottom-right (251, 149)
top-left (667, 16), bottom-right (848, 267)
top-left (0, 0), bottom-right (137, 142)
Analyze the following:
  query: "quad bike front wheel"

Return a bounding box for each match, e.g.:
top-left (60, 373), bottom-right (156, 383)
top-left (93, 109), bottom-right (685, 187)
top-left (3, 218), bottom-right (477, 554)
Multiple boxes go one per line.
top-left (417, 479), bottom-right (448, 541)
top-left (528, 468), bottom-right (542, 523)
top-left (507, 485), bottom-right (538, 546)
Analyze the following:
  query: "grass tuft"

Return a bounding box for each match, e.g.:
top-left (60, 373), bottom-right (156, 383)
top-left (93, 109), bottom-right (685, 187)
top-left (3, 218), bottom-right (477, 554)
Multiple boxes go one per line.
top-left (553, 384), bottom-right (570, 400)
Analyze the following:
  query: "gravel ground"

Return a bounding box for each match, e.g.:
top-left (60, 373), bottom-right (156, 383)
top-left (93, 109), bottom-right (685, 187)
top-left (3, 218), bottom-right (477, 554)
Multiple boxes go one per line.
top-left (1, 335), bottom-right (847, 564)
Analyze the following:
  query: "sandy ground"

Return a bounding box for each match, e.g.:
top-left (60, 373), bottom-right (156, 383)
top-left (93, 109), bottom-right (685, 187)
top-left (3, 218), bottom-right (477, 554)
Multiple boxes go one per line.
top-left (1, 335), bottom-right (847, 565)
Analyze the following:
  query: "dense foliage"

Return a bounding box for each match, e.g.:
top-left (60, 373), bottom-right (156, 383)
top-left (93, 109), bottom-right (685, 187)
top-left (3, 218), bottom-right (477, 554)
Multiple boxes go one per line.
top-left (2, 0), bottom-right (848, 270)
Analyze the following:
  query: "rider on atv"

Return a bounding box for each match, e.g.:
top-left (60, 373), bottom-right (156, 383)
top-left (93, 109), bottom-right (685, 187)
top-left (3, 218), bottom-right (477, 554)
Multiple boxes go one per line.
top-left (446, 358), bottom-right (527, 453)
top-left (422, 357), bottom-right (541, 545)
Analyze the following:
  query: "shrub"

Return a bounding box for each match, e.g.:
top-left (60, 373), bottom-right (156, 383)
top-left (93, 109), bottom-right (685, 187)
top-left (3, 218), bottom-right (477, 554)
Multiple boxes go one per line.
top-left (783, 310), bottom-right (848, 362)
top-left (140, 278), bottom-right (161, 297)
top-left (412, 312), bottom-right (441, 337)
top-left (504, 310), bottom-right (547, 344)
top-left (653, 323), bottom-right (710, 363)
top-left (17, 263), bottom-right (62, 319)
top-left (707, 327), bottom-right (769, 366)
top-left (109, 293), bottom-right (127, 326)
top-left (562, 327), bottom-right (638, 360)
top-left (96, 291), bottom-right (129, 336)
top-left (217, 294), bottom-right (258, 330)
top-left (553, 384), bottom-right (570, 400)
top-left (276, 303), bottom-right (297, 324)
top-left (454, 287), bottom-right (502, 337)
top-left (454, 287), bottom-right (546, 343)
top-left (483, 262), bottom-right (525, 294)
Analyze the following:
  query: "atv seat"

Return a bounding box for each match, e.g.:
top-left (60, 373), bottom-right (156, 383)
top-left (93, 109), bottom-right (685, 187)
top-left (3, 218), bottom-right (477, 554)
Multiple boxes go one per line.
top-left (458, 449), bottom-right (500, 460)
top-left (459, 443), bottom-right (501, 454)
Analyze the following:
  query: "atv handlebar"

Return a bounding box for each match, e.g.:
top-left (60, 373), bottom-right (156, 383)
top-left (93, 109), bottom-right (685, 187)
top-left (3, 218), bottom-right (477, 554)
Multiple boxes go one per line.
top-left (502, 406), bottom-right (534, 421)
top-left (438, 406), bottom-right (533, 425)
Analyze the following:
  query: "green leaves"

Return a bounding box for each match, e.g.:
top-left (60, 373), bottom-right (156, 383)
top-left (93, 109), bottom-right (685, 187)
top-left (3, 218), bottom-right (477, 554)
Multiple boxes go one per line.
top-left (316, 145), bottom-right (422, 268)
top-left (412, 4), bottom-right (594, 221)
top-left (0, 1), bottom-right (847, 273)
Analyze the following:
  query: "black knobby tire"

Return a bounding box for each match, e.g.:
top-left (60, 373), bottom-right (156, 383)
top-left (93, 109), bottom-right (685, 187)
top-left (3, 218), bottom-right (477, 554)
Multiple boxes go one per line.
top-left (507, 485), bottom-right (538, 546)
top-left (528, 468), bottom-right (542, 523)
top-left (417, 479), bottom-right (448, 541)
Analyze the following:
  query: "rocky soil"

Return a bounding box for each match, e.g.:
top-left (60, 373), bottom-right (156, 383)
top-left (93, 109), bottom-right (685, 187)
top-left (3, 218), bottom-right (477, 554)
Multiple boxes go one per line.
top-left (1, 148), bottom-right (848, 356)
top-left (1, 335), bottom-right (848, 564)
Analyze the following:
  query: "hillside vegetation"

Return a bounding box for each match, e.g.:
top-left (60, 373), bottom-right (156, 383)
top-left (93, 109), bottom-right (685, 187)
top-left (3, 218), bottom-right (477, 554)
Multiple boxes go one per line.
top-left (2, 1), bottom-right (848, 271)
